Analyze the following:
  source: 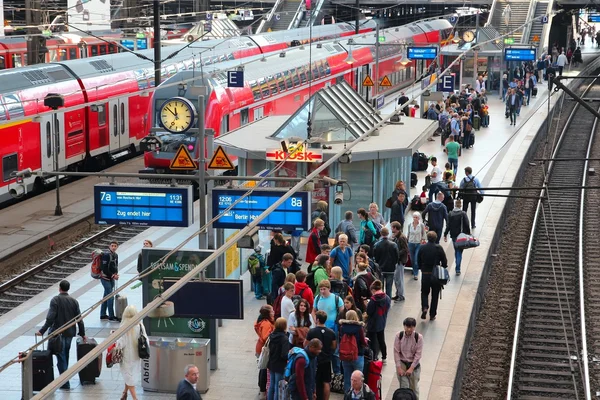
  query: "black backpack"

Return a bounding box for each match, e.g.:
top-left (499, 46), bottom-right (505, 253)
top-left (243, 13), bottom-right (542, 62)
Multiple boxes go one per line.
top-left (306, 266), bottom-right (323, 292)
top-left (292, 288), bottom-right (306, 307)
top-left (461, 177), bottom-right (478, 202)
top-left (393, 388), bottom-right (418, 400)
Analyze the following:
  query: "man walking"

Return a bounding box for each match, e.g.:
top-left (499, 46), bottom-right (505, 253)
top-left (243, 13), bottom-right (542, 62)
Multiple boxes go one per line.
top-left (390, 192), bottom-right (406, 230)
top-left (307, 311), bottom-right (337, 400)
top-left (373, 228), bottom-right (400, 299)
top-left (366, 280), bottom-right (391, 363)
top-left (556, 51), bottom-right (568, 75)
top-left (506, 88), bottom-right (520, 126)
top-left (427, 157), bottom-right (443, 203)
top-left (398, 92), bottom-right (410, 117)
top-left (459, 166), bottom-right (484, 229)
top-left (335, 211), bottom-right (358, 250)
top-left (37, 280), bottom-right (86, 390)
top-left (176, 364), bottom-right (202, 400)
top-left (100, 241), bottom-right (119, 321)
top-left (417, 232), bottom-right (448, 321)
top-left (421, 192), bottom-right (448, 244)
top-left (393, 318), bottom-right (423, 398)
top-left (390, 222), bottom-right (408, 302)
top-left (444, 199), bottom-right (471, 276)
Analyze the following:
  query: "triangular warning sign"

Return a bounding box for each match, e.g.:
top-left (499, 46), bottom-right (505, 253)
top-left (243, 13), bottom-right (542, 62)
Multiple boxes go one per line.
top-left (380, 75), bottom-right (392, 87)
top-left (170, 144), bottom-right (198, 170)
top-left (208, 145), bottom-right (235, 170)
top-left (362, 75), bottom-right (374, 87)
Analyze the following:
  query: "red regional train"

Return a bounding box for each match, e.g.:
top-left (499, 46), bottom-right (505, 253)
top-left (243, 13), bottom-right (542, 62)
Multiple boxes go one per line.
top-left (0, 22), bottom-right (377, 203)
top-left (144, 18), bottom-right (453, 171)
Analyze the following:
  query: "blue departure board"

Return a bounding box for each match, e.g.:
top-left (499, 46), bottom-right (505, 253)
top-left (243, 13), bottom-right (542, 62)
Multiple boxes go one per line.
top-left (407, 47), bottom-right (438, 60)
top-left (505, 48), bottom-right (537, 61)
top-left (212, 189), bottom-right (310, 230)
top-left (588, 15), bottom-right (600, 23)
top-left (94, 184), bottom-right (193, 227)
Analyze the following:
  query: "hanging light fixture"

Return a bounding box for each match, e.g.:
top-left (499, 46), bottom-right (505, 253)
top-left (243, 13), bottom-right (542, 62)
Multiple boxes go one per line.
top-left (344, 45), bottom-right (356, 64)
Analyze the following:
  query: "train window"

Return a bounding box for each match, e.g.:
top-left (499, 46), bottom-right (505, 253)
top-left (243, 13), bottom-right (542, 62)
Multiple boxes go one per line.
top-left (2, 153), bottom-right (17, 182)
top-left (318, 62), bottom-right (325, 76)
top-left (3, 94), bottom-right (24, 119)
top-left (91, 46), bottom-right (98, 57)
top-left (109, 44), bottom-right (117, 54)
top-left (268, 76), bottom-right (278, 95)
top-left (99, 45), bottom-right (107, 55)
top-left (98, 105), bottom-right (106, 126)
top-left (324, 61), bottom-right (331, 75)
top-left (299, 67), bottom-right (307, 84)
top-left (0, 56), bottom-right (5, 69)
top-left (283, 71), bottom-right (292, 89)
top-left (55, 118), bottom-right (60, 154)
top-left (12, 54), bottom-right (23, 68)
top-left (113, 104), bottom-right (118, 136)
top-left (120, 103), bottom-right (125, 133)
top-left (46, 122), bottom-right (52, 158)
top-left (277, 73), bottom-right (285, 92)
top-left (312, 63), bottom-right (319, 80)
top-left (49, 50), bottom-right (58, 62)
top-left (59, 50), bottom-right (67, 61)
top-left (250, 81), bottom-right (261, 100)
top-left (292, 70), bottom-right (300, 87)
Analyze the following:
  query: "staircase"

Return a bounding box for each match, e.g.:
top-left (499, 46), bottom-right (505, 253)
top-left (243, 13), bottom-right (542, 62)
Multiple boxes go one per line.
top-left (270, 0), bottom-right (302, 31)
top-left (527, 1), bottom-right (548, 44)
top-left (490, 0), bottom-right (531, 43)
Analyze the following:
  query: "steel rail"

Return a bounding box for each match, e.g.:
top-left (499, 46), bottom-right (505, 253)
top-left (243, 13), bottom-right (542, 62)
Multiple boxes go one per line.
top-left (505, 75), bottom-right (598, 399)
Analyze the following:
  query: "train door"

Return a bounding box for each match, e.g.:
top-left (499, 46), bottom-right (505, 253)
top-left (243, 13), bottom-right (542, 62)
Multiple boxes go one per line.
top-left (108, 98), bottom-right (129, 151)
top-left (39, 113), bottom-right (66, 172)
top-left (253, 107), bottom-right (264, 120)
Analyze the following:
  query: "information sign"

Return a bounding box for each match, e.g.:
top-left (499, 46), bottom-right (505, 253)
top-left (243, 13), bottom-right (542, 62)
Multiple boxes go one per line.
top-left (437, 75), bottom-right (455, 92)
top-left (227, 70), bottom-right (244, 88)
top-left (94, 184), bottom-right (193, 227)
top-left (376, 95), bottom-right (385, 109)
top-left (588, 15), bottom-right (600, 23)
top-left (505, 48), bottom-right (537, 61)
top-left (212, 189), bottom-right (311, 230)
top-left (121, 38), bottom-right (148, 50)
top-left (504, 38), bottom-right (515, 44)
top-left (407, 47), bottom-right (437, 60)
top-left (208, 145), bottom-right (235, 170)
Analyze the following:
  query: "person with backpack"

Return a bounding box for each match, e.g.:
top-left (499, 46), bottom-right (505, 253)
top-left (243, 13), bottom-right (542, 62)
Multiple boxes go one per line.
top-left (329, 266), bottom-right (349, 298)
top-left (417, 231), bottom-right (448, 321)
top-left (294, 271), bottom-right (314, 309)
top-left (255, 305), bottom-right (275, 399)
top-left (338, 310), bottom-right (368, 393)
top-left (270, 254), bottom-right (294, 305)
top-left (390, 191), bottom-right (406, 230)
top-left (357, 208), bottom-right (377, 253)
top-left (356, 248), bottom-right (382, 282)
top-left (312, 201), bottom-right (331, 245)
top-left (344, 371), bottom-right (376, 400)
top-left (393, 318), bottom-right (423, 399)
top-left (421, 192), bottom-right (448, 245)
top-left (313, 280), bottom-right (344, 376)
top-left (249, 246), bottom-right (267, 300)
top-left (100, 241), bottom-right (119, 322)
top-left (444, 198), bottom-right (471, 276)
top-left (306, 311), bottom-right (337, 400)
top-left (286, 339), bottom-right (322, 400)
top-left (352, 263), bottom-right (374, 313)
top-left (307, 255), bottom-right (330, 293)
top-left (365, 280), bottom-right (391, 364)
top-left (306, 219), bottom-right (325, 265)
top-left (335, 211), bottom-right (358, 250)
top-left (268, 317), bottom-right (290, 400)
top-left (280, 283), bottom-right (297, 321)
top-left (288, 299), bottom-right (314, 347)
top-left (329, 234), bottom-right (354, 284)
top-left (269, 233), bottom-right (299, 275)
top-left (445, 135), bottom-right (460, 177)
top-left (337, 295), bottom-right (364, 324)
top-left (459, 166), bottom-right (483, 229)
top-left (373, 228), bottom-right (400, 300)
top-left (391, 222), bottom-right (408, 302)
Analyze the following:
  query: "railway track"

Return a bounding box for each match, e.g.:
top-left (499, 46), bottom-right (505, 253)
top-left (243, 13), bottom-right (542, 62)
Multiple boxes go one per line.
top-left (0, 225), bottom-right (146, 316)
top-left (461, 71), bottom-right (600, 399)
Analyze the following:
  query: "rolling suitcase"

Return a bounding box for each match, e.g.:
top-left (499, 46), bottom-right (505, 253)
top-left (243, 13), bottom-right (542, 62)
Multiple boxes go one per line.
top-left (32, 336), bottom-right (54, 392)
top-left (410, 172), bottom-right (418, 188)
top-left (532, 87), bottom-right (538, 97)
top-left (115, 291), bottom-right (128, 320)
top-left (77, 337), bottom-right (102, 384)
top-left (472, 113), bottom-right (481, 130)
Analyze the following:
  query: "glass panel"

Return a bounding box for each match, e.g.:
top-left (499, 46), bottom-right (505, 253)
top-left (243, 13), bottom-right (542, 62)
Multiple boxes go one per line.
top-left (120, 103), bottom-right (125, 133)
top-left (46, 122), bottom-right (52, 158)
top-left (55, 118), bottom-right (60, 154)
top-left (0, 56), bottom-right (5, 69)
top-left (98, 105), bottom-right (106, 126)
top-left (272, 98), bottom-right (312, 140)
top-left (340, 160), bottom-right (374, 232)
top-left (2, 153), bottom-right (17, 181)
top-left (113, 104), bottom-right (118, 135)
top-left (3, 94), bottom-right (24, 119)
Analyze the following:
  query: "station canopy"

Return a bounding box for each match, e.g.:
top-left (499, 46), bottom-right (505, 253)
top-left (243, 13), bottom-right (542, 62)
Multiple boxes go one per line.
top-left (270, 81), bottom-right (383, 143)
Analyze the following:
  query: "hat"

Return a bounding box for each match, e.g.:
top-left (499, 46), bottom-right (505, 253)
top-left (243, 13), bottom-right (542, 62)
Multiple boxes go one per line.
top-left (254, 245), bottom-right (262, 253)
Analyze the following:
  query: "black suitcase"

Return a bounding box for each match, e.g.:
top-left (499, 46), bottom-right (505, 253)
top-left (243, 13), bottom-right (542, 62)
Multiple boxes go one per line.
top-left (532, 87), bottom-right (538, 97)
top-left (410, 172), bottom-right (418, 188)
top-left (32, 347), bottom-right (54, 392)
top-left (417, 153), bottom-right (428, 171)
top-left (77, 337), bottom-right (102, 384)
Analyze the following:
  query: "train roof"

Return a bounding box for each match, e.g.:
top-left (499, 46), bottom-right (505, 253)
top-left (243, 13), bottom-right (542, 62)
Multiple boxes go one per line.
top-left (0, 64), bottom-right (75, 93)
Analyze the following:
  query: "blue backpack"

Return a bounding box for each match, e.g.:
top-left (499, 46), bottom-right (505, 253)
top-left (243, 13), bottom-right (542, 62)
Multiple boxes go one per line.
top-left (284, 348), bottom-right (309, 380)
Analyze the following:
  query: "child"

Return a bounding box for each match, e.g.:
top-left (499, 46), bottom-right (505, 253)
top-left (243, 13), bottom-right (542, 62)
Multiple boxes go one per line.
top-left (444, 162), bottom-right (455, 181)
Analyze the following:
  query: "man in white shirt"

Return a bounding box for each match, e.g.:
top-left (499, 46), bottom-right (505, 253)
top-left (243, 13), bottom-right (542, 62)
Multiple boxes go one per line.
top-left (280, 282), bottom-right (296, 319)
top-left (556, 51), bottom-right (568, 76)
top-left (427, 157), bottom-right (443, 203)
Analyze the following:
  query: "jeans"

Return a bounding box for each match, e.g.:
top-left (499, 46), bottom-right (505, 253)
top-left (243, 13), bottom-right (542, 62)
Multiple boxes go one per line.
top-left (501, 87), bottom-right (507, 101)
top-left (482, 114), bottom-right (489, 127)
top-left (252, 274), bottom-right (263, 299)
top-left (447, 157), bottom-right (458, 177)
top-left (408, 243), bottom-right (420, 277)
top-left (382, 272), bottom-right (395, 298)
top-left (100, 279), bottom-right (115, 318)
top-left (558, 66), bottom-right (564, 75)
top-left (454, 242), bottom-right (464, 273)
top-left (397, 363), bottom-right (421, 399)
top-left (342, 356), bottom-right (364, 393)
top-left (428, 182), bottom-right (440, 203)
top-left (508, 106), bottom-right (517, 124)
top-left (367, 331), bottom-right (387, 360)
top-left (268, 371), bottom-right (284, 400)
top-left (463, 200), bottom-right (477, 228)
top-left (259, 368), bottom-right (267, 392)
top-left (525, 88), bottom-right (531, 105)
top-left (55, 335), bottom-right (74, 377)
top-left (332, 345), bottom-right (341, 374)
top-left (432, 227), bottom-right (443, 244)
top-left (421, 274), bottom-right (441, 318)
top-left (394, 264), bottom-right (405, 297)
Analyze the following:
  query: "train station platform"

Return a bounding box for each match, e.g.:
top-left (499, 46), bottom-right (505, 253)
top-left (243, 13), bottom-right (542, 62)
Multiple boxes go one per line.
top-left (1, 50), bottom-right (600, 400)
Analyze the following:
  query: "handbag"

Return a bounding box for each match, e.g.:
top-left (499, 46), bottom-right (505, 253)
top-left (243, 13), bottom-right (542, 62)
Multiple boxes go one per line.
top-left (106, 343), bottom-right (123, 368)
top-left (138, 324), bottom-right (150, 359)
top-left (432, 265), bottom-right (449, 286)
top-left (385, 197), bottom-right (393, 208)
top-left (257, 336), bottom-right (270, 370)
top-left (48, 332), bottom-right (63, 355)
top-left (455, 233), bottom-right (480, 250)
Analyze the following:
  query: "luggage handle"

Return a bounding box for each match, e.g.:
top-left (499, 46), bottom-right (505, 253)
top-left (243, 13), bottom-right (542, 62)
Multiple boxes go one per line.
top-left (35, 333), bottom-right (45, 351)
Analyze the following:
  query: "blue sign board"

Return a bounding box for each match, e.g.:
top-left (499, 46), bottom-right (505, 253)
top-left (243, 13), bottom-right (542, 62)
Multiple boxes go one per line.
top-left (407, 47), bottom-right (438, 60)
top-left (505, 48), bottom-right (537, 61)
top-left (588, 15), bottom-right (600, 23)
top-left (437, 75), bottom-right (455, 92)
top-left (121, 39), bottom-right (148, 50)
top-left (212, 189), bottom-right (310, 230)
top-left (376, 95), bottom-right (385, 109)
top-left (227, 70), bottom-right (244, 88)
top-left (94, 184), bottom-right (193, 227)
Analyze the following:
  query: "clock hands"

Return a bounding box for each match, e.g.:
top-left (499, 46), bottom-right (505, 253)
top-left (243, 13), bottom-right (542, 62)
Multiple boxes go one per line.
top-left (165, 106), bottom-right (180, 120)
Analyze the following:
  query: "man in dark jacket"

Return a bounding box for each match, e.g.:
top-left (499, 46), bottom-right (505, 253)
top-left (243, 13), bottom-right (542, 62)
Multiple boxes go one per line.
top-left (176, 364), bottom-right (202, 400)
top-left (397, 92), bottom-right (410, 117)
top-left (391, 222), bottom-right (408, 302)
top-left (390, 192), bottom-right (406, 230)
top-left (100, 241), bottom-right (119, 321)
top-left (344, 371), bottom-right (376, 400)
top-left (307, 311), bottom-right (337, 400)
top-left (417, 231), bottom-right (448, 321)
top-left (373, 228), bottom-right (400, 299)
top-left (421, 192), bottom-right (448, 244)
top-left (444, 199), bottom-right (471, 276)
top-left (366, 280), bottom-right (391, 363)
top-left (268, 318), bottom-right (291, 400)
top-left (336, 211), bottom-right (358, 250)
top-left (289, 339), bottom-right (322, 400)
top-left (37, 280), bottom-right (86, 390)
top-left (271, 253), bottom-right (293, 301)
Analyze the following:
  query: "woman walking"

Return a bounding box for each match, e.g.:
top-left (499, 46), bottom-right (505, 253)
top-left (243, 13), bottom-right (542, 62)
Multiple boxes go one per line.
top-left (357, 208), bottom-right (377, 253)
top-left (407, 212), bottom-right (427, 280)
top-left (117, 305), bottom-right (148, 400)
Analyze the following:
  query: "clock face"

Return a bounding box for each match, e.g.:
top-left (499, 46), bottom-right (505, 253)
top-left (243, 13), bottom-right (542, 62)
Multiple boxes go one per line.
top-left (462, 30), bottom-right (475, 43)
top-left (159, 97), bottom-right (196, 134)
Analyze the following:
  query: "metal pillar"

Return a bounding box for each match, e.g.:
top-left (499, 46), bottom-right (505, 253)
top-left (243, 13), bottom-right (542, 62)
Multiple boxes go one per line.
top-left (375, 23), bottom-right (380, 99)
top-left (21, 351), bottom-right (33, 399)
top-left (53, 112), bottom-right (62, 216)
top-left (198, 95), bottom-right (207, 249)
top-left (354, 0), bottom-right (360, 34)
top-left (153, 0), bottom-right (161, 86)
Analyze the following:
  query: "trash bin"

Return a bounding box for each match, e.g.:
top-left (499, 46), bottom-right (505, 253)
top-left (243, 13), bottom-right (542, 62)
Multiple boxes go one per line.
top-left (142, 337), bottom-right (210, 393)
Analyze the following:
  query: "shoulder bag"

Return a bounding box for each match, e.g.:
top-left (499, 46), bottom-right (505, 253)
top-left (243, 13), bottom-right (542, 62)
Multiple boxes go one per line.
top-left (432, 265), bottom-right (450, 286)
top-left (257, 336), bottom-right (270, 370)
top-left (138, 324), bottom-right (150, 359)
top-left (454, 215), bottom-right (480, 250)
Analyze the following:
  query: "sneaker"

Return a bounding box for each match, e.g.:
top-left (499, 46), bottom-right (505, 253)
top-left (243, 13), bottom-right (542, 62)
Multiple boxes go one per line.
top-left (421, 310), bottom-right (427, 320)
top-left (108, 317), bottom-right (121, 322)
top-left (100, 315), bottom-right (109, 320)
top-left (430, 316), bottom-right (437, 321)
top-left (413, 276), bottom-right (418, 281)
top-left (382, 358), bottom-right (387, 365)
top-left (391, 295), bottom-right (399, 301)
top-left (395, 296), bottom-right (405, 302)
top-left (456, 271), bottom-right (461, 276)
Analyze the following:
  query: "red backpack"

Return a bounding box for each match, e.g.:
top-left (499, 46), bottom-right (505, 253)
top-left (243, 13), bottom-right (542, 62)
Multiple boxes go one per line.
top-left (339, 333), bottom-right (358, 361)
top-left (91, 249), bottom-right (103, 279)
top-left (273, 292), bottom-right (284, 319)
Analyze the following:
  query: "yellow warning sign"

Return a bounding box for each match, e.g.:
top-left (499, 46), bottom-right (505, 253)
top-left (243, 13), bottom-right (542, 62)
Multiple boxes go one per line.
top-left (170, 144), bottom-right (198, 170)
top-left (362, 75), bottom-right (374, 87)
top-left (532, 35), bottom-right (540, 42)
top-left (208, 145), bottom-right (235, 170)
top-left (380, 75), bottom-right (392, 87)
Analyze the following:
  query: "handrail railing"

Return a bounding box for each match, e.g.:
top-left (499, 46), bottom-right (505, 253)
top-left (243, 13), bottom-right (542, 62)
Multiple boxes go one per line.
top-left (307, 0), bottom-right (326, 27)
top-left (289, 0), bottom-right (307, 30)
top-left (538, 1), bottom-right (555, 55)
top-left (521, 0), bottom-right (538, 43)
top-left (256, 0), bottom-right (284, 33)
top-left (485, 0), bottom-right (499, 27)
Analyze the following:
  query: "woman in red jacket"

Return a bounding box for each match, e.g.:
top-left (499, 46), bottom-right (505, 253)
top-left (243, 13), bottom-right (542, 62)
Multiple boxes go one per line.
top-left (305, 218), bottom-right (324, 264)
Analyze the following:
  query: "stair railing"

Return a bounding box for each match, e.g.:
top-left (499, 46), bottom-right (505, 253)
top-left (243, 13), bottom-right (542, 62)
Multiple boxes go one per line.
top-left (521, 0), bottom-right (538, 43)
top-left (538, 0), bottom-right (555, 56)
top-left (256, 0), bottom-right (284, 33)
top-left (485, 0), bottom-right (500, 27)
top-left (289, 0), bottom-right (307, 30)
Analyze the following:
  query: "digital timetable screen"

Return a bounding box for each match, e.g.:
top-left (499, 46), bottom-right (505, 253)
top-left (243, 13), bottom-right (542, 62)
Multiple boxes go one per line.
top-left (407, 47), bottom-right (438, 60)
top-left (504, 48), bottom-right (537, 61)
top-left (94, 184), bottom-right (193, 227)
top-left (212, 189), bottom-right (310, 231)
